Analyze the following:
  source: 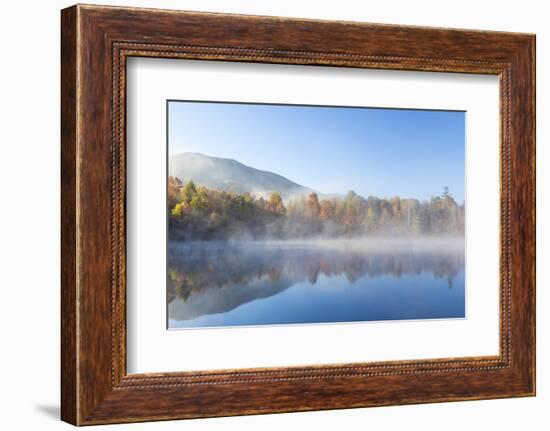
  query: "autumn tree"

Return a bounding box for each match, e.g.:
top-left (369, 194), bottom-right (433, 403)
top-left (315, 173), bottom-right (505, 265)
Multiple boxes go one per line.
top-left (181, 180), bottom-right (197, 204)
top-left (304, 192), bottom-right (321, 219)
top-left (267, 192), bottom-right (286, 215)
top-left (342, 191), bottom-right (362, 228)
top-left (319, 199), bottom-right (335, 221)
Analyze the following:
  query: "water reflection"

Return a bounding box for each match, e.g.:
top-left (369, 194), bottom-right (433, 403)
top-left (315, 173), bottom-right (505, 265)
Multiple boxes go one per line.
top-left (167, 239), bottom-right (465, 328)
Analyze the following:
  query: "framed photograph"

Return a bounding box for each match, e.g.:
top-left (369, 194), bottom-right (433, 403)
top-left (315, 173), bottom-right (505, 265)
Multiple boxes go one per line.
top-left (61, 4), bottom-right (536, 425)
top-left (165, 101), bottom-right (466, 330)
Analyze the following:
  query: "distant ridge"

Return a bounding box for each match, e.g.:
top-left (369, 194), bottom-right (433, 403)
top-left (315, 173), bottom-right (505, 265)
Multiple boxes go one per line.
top-left (169, 152), bottom-right (314, 200)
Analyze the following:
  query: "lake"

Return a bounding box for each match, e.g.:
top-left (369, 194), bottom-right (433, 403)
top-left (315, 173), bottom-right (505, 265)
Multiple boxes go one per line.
top-left (167, 238), bottom-right (465, 329)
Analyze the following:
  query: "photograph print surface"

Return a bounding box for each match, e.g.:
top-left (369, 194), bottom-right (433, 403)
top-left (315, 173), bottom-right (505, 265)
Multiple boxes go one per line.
top-left (167, 101), bottom-right (465, 329)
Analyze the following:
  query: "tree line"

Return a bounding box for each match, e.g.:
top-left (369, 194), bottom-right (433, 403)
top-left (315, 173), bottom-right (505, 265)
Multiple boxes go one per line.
top-left (168, 176), bottom-right (464, 241)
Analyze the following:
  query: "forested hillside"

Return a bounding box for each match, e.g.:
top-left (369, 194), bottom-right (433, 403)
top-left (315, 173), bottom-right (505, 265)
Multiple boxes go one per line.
top-left (168, 177), bottom-right (464, 241)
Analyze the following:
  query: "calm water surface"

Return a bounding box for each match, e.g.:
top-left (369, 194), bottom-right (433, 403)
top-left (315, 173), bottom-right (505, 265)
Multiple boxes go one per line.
top-left (167, 238), bottom-right (465, 329)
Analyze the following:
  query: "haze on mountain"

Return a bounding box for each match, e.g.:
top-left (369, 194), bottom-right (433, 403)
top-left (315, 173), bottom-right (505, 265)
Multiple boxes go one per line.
top-left (169, 152), bottom-right (317, 201)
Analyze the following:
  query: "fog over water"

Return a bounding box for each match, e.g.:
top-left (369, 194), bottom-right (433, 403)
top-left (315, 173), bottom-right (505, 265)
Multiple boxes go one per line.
top-left (167, 237), bottom-right (465, 329)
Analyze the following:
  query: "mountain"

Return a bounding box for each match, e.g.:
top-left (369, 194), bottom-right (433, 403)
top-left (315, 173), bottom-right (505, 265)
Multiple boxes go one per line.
top-left (169, 152), bottom-right (313, 200)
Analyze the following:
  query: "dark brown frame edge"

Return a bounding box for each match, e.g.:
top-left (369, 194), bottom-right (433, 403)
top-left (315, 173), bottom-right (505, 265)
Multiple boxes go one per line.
top-left (61, 4), bottom-right (535, 426)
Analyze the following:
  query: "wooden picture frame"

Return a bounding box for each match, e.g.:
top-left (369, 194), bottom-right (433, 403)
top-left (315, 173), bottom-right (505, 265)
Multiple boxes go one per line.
top-left (61, 4), bottom-right (535, 425)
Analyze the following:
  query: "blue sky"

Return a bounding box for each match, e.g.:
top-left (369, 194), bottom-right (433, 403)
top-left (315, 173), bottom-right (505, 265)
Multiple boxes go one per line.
top-left (168, 101), bottom-right (465, 203)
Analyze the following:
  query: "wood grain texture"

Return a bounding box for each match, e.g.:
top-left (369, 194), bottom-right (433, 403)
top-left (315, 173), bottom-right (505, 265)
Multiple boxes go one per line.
top-left (60, 4), bottom-right (536, 425)
top-left (60, 5), bottom-right (78, 425)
